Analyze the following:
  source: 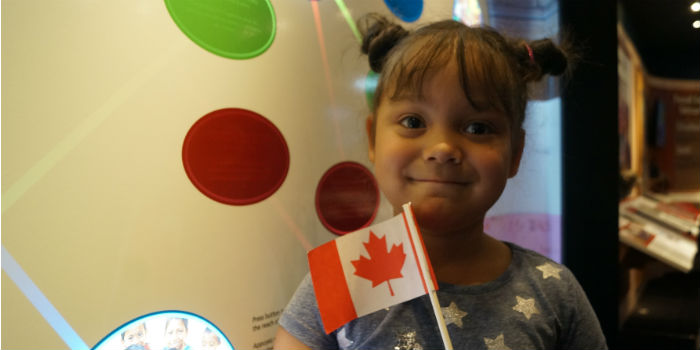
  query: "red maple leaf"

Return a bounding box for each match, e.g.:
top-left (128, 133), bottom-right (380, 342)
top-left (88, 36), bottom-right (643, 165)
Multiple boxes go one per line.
top-left (351, 230), bottom-right (406, 296)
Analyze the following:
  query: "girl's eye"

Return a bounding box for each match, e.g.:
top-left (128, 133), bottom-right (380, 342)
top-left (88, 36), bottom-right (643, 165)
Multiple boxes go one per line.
top-left (464, 122), bottom-right (492, 135)
top-left (399, 115), bottom-right (425, 129)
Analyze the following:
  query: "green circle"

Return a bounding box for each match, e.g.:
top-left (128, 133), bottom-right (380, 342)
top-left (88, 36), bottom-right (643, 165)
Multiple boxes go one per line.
top-left (165, 0), bottom-right (276, 59)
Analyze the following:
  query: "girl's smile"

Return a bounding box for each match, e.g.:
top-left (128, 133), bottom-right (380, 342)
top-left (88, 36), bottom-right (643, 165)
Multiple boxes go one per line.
top-left (408, 178), bottom-right (469, 185)
top-left (405, 173), bottom-right (473, 194)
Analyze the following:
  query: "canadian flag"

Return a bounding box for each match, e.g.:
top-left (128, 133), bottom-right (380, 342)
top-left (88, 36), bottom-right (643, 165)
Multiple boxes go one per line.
top-left (308, 203), bottom-right (437, 334)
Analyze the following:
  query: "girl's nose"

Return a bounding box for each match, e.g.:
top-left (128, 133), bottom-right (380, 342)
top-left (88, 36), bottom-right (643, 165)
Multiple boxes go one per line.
top-left (424, 137), bottom-right (463, 164)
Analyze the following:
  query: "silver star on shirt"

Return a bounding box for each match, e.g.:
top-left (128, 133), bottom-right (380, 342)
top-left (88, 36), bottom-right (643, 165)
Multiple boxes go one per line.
top-left (512, 296), bottom-right (539, 320)
top-left (441, 302), bottom-right (467, 328)
top-left (536, 263), bottom-right (563, 280)
top-left (394, 329), bottom-right (423, 350)
top-left (337, 327), bottom-right (354, 348)
top-left (484, 333), bottom-right (511, 350)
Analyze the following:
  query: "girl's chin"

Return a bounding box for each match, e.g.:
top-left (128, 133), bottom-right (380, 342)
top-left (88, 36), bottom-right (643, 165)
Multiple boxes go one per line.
top-left (403, 200), bottom-right (483, 233)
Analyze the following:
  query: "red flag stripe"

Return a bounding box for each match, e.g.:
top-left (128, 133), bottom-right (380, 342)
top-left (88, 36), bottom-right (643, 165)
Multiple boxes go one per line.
top-left (401, 211), bottom-right (429, 294)
top-left (308, 240), bottom-right (358, 333)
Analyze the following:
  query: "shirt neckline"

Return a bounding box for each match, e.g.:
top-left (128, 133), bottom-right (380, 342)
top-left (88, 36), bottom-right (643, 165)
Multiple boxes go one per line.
top-left (435, 241), bottom-right (521, 295)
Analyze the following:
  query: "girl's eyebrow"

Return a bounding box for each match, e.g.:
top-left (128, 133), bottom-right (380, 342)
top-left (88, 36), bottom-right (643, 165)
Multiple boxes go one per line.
top-left (465, 109), bottom-right (510, 120)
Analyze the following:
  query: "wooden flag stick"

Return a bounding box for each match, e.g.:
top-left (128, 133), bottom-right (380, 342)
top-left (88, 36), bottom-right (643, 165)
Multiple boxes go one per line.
top-left (402, 203), bottom-right (454, 350)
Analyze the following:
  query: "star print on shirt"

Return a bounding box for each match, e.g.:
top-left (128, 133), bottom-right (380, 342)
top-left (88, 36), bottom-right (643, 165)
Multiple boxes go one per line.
top-left (536, 263), bottom-right (563, 280)
top-left (337, 327), bottom-right (354, 348)
top-left (393, 329), bottom-right (423, 350)
top-left (512, 295), bottom-right (539, 319)
top-left (441, 302), bottom-right (467, 328)
top-left (484, 333), bottom-right (511, 350)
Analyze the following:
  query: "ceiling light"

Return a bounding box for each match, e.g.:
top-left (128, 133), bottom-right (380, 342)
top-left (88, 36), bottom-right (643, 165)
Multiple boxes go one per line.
top-left (692, 2), bottom-right (700, 12)
top-left (694, 20), bottom-right (700, 28)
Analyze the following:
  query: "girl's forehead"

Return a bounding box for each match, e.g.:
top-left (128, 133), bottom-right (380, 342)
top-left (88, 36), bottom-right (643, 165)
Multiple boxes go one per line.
top-left (384, 62), bottom-right (501, 114)
top-left (377, 47), bottom-right (520, 125)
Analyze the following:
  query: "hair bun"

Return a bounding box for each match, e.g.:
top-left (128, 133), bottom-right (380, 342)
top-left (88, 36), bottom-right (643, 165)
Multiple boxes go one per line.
top-left (530, 39), bottom-right (567, 76)
top-left (360, 15), bottom-right (408, 72)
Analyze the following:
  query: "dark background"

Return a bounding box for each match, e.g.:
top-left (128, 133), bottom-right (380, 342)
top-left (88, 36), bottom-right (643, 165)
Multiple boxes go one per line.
top-left (560, 1), bottom-right (698, 349)
top-left (619, 0), bottom-right (700, 80)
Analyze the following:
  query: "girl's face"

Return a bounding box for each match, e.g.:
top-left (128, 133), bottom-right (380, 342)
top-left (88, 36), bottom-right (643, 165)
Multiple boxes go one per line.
top-left (164, 319), bottom-right (187, 350)
top-left (368, 60), bottom-right (523, 234)
top-left (122, 324), bottom-right (146, 348)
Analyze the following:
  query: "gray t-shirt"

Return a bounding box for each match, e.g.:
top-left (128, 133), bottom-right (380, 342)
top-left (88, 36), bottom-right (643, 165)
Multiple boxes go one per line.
top-left (279, 242), bottom-right (607, 349)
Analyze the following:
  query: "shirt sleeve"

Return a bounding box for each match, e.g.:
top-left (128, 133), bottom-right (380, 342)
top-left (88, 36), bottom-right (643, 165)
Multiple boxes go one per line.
top-left (278, 274), bottom-right (339, 349)
top-left (559, 268), bottom-right (609, 350)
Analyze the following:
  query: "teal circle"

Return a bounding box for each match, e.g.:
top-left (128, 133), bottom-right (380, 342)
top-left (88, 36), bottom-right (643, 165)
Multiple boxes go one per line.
top-left (165, 0), bottom-right (276, 59)
top-left (92, 310), bottom-right (236, 350)
top-left (365, 70), bottom-right (379, 110)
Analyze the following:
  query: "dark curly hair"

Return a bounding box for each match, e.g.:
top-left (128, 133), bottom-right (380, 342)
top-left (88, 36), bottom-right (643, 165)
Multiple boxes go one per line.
top-left (359, 14), bottom-right (572, 137)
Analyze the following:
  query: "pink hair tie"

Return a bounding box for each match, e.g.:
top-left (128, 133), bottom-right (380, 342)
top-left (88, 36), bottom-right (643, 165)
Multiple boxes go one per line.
top-left (525, 43), bottom-right (534, 63)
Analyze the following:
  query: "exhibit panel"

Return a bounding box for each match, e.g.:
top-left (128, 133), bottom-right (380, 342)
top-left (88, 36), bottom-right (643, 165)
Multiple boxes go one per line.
top-left (1, 1), bottom-right (562, 349)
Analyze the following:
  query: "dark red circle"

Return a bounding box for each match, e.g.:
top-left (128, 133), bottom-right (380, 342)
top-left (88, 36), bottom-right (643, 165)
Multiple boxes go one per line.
top-left (315, 162), bottom-right (380, 235)
top-left (182, 108), bottom-right (289, 205)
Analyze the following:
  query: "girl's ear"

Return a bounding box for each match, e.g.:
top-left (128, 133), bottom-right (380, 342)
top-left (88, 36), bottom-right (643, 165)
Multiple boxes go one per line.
top-left (508, 128), bottom-right (525, 178)
top-left (366, 116), bottom-right (375, 163)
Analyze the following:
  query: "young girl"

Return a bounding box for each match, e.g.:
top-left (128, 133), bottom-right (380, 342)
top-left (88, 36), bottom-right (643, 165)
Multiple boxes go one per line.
top-left (274, 15), bottom-right (607, 350)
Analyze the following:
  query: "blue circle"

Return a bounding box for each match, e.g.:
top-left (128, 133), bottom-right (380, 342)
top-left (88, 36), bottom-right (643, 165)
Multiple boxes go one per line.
top-left (383, 0), bottom-right (423, 22)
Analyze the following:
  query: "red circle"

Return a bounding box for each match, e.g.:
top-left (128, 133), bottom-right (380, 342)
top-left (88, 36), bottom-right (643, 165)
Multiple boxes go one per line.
top-left (315, 162), bottom-right (380, 235)
top-left (182, 108), bottom-right (289, 205)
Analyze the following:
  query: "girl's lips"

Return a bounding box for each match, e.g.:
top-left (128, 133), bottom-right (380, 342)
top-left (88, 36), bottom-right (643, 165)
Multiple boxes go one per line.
top-left (409, 178), bottom-right (469, 185)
